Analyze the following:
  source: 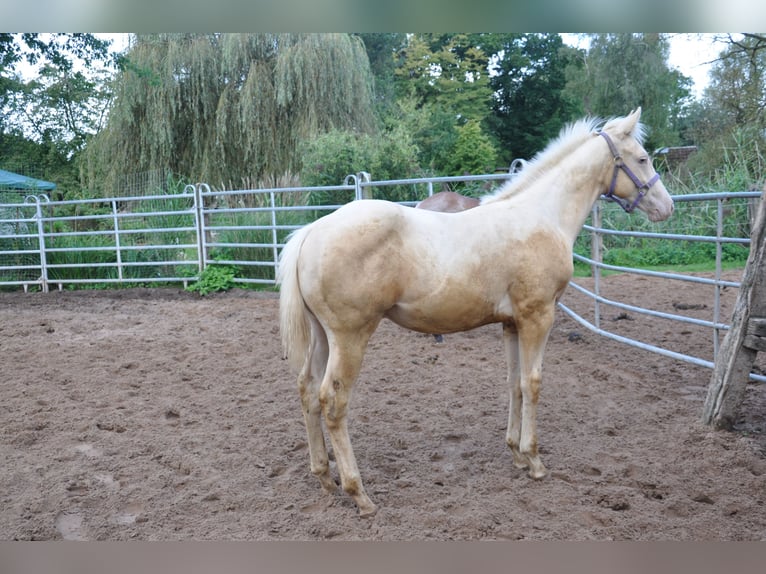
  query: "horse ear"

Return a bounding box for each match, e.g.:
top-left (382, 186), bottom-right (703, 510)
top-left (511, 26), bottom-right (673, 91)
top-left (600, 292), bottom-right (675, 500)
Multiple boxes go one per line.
top-left (622, 107), bottom-right (642, 135)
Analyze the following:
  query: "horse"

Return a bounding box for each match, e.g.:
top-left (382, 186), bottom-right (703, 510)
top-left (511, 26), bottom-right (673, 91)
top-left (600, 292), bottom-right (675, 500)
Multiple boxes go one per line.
top-left (415, 190), bottom-right (480, 212)
top-left (277, 108), bottom-right (674, 517)
top-left (414, 159), bottom-right (526, 214)
top-left (415, 191), bottom-right (481, 342)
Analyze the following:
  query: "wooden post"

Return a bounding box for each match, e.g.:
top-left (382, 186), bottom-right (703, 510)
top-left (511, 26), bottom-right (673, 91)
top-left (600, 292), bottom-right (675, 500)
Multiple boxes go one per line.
top-left (702, 188), bottom-right (766, 429)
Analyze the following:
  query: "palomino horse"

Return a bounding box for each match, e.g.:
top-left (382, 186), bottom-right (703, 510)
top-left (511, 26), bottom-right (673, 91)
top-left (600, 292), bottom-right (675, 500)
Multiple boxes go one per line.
top-left (277, 108), bottom-right (674, 517)
top-left (416, 191), bottom-right (481, 342)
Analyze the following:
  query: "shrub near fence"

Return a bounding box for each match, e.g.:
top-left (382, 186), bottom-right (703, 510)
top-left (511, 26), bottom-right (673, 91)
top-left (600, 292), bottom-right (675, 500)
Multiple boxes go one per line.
top-left (0, 173), bottom-right (761, 381)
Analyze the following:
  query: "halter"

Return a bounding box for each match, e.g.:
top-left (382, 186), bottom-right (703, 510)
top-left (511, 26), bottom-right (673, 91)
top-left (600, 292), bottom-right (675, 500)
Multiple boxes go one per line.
top-left (598, 131), bottom-right (660, 213)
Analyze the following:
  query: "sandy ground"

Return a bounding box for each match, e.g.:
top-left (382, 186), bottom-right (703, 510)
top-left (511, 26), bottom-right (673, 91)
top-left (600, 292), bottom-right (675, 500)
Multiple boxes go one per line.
top-left (1, 270), bottom-right (764, 540)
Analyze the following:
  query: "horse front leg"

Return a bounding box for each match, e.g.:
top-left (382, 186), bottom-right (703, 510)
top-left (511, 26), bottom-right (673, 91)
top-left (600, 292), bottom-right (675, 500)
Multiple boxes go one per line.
top-left (513, 308), bottom-right (555, 480)
top-left (319, 333), bottom-right (377, 517)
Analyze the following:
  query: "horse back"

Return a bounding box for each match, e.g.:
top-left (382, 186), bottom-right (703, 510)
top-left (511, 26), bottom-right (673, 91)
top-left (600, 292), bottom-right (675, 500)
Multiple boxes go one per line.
top-left (295, 200), bottom-right (572, 334)
top-left (416, 191), bottom-right (480, 213)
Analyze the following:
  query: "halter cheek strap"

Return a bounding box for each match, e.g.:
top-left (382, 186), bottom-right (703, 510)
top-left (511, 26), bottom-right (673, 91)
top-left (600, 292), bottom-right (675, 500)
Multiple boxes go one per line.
top-left (599, 131), bottom-right (660, 213)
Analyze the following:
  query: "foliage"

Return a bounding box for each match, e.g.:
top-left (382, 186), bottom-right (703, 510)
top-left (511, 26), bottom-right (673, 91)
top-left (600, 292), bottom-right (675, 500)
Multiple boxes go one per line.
top-left (705, 34), bottom-right (766, 130)
top-left (5, 63), bottom-right (114, 156)
top-left (565, 33), bottom-right (692, 151)
top-left (681, 34), bottom-right (766, 187)
top-left (684, 124), bottom-right (766, 192)
top-left (443, 119), bottom-right (498, 176)
top-left (388, 33), bottom-right (502, 172)
top-left (393, 33), bottom-right (494, 126)
top-left (484, 33), bottom-right (582, 162)
top-left (299, 126), bottom-right (420, 202)
top-left (299, 129), bottom-right (376, 190)
top-left (382, 95), bottom-right (457, 174)
top-left (0, 34), bottom-right (113, 71)
top-left (83, 33), bottom-right (377, 197)
top-left (1, 34), bottom-right (119, 198)
top-left (186, 263), bottom-right (239, 296)
top-left (356, 33), bottom-right (408, 121)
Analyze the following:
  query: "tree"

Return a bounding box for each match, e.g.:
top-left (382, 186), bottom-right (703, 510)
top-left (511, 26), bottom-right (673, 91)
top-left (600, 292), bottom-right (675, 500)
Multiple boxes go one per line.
top-left (704, 34), bottom-right (766, 129)
top-left (1, 34), bottom-right (113, 130)
top-left (443, 119), bottom-right (498, 176)
top-left (683, 34), bottom-right (766, 185)
top-left (483, 33), bottom-right (581, 162)
top-left (0, 34), bottom-right (117, 196)
top-left (393, 33), bottom-right (494, 125)
top-left (357, 33), bottom-right (407, 121)
top-left (566, 33), bottom-right (692, 150)
top-left (385, 33), bottom-right (502, 175)
top-left (6, 63), bottom-right (113, 156)
top-left (0, 34), bottom-right (112, 70)
top-left (83, 33), bottom-right (377, 195)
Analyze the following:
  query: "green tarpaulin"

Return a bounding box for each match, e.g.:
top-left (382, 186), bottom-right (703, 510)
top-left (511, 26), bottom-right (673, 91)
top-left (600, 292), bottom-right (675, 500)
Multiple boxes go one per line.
top-left (0, 169), bottom-right (56, 191)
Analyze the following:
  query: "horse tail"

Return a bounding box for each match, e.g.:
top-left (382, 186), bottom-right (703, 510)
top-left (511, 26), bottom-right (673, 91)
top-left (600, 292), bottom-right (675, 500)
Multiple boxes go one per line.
top-left (276, 224), bottom-right (313, 372)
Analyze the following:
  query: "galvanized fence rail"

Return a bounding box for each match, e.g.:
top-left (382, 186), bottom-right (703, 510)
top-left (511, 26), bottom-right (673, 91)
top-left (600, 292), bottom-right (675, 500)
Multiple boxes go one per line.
top-left (0, 175), bottom-right (762, 382)
top-left (560, 191), bottom-right (764, 383)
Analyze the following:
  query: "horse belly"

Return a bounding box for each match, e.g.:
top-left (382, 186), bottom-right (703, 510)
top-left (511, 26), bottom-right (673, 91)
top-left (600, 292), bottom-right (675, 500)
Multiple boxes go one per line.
top-left (384, 288), bottom-right (508, 334)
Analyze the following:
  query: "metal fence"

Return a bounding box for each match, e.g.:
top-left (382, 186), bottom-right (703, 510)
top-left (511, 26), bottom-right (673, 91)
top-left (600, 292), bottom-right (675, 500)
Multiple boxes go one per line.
top-left (0, 174), bottom-right (762, 382)
top-left (561, 191), bottom-right (764, 383)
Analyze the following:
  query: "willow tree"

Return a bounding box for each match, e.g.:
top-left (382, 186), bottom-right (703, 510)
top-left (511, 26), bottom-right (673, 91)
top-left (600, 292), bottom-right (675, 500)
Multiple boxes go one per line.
top-left (82, 33), bottom-right (376, 194)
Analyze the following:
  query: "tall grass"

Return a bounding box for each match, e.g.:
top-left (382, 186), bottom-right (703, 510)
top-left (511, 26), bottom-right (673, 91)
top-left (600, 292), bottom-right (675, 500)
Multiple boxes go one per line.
top-left (204, 202), bottom-right (312, 283)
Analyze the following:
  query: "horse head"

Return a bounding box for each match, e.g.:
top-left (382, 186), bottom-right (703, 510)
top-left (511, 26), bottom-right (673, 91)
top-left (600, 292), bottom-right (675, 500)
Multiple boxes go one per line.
top-left (598, 108), bottom-right (674, 222)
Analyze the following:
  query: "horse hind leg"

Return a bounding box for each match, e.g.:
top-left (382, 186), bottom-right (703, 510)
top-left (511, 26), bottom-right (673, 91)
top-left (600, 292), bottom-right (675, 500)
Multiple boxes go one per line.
top-left (298, 316), bottom-right (337, 493)
top-left (503, 323), bottom-right (529, 470)
top-left (320, 331), bottom-right (378, 517)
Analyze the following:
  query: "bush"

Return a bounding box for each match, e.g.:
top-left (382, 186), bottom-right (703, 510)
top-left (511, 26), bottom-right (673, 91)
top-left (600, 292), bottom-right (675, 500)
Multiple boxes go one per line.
top-left (299, 127), bottom-right (421, 203)
top-left (443, 119), bottom-right (498, 176)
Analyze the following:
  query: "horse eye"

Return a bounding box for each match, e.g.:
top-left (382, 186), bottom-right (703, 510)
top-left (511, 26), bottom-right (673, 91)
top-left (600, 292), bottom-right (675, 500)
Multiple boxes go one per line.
top-left (639, 157), bottom-right (648, 164)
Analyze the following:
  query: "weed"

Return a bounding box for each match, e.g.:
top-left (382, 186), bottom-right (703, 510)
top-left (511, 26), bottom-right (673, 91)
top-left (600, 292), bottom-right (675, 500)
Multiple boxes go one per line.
top-left (186, 264), bottom-right (239, 296)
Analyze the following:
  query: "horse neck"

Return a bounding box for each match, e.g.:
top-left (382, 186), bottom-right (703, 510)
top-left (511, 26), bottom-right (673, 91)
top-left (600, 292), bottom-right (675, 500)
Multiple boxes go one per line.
top-left (533, 135), bottom-right (610, 244)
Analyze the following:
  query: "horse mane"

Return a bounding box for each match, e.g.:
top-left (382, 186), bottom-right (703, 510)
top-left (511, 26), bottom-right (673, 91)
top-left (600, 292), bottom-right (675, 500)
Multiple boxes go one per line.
top-left (480, 113), bottom-right (646, 205)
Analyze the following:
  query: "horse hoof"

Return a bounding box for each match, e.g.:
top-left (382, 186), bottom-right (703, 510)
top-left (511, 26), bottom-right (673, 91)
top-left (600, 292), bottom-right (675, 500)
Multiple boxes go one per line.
top-left (528, 464), bottom-right (548, 480)
top-left (358, 503), bottom-right (378, 518)
top-left (317, 475), bottom-right (339, 493)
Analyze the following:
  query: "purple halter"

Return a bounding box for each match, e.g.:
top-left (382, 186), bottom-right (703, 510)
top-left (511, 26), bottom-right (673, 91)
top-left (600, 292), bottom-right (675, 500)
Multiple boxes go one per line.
top-left (599, 131), bottom-right (660, 213)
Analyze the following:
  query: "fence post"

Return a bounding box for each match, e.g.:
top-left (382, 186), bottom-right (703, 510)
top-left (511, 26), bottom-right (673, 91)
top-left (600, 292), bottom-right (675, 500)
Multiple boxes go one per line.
top-left (270, 190), bottom-right (279, 282)
top-left (703, 189), bottom-right (766, 428)
top-left (191, 183), bottom-right (207, 274)
top-left (26, 195), bottom-right (49, 293)
top-left (590, 202), bottom-right (603, 329)
top-left (111, 200), bottom-right (124, 282)
top-left (357, 171), bottom-right (372, 200)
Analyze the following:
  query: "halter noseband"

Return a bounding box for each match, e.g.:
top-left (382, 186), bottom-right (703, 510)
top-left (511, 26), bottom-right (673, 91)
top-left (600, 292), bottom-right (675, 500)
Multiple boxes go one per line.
top-left (599, 131), bottom-right (660, 213)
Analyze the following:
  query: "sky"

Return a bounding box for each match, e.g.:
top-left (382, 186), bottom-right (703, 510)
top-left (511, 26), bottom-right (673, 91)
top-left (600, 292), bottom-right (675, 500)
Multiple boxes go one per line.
top-left (655, 33), bottom-right (729, 97)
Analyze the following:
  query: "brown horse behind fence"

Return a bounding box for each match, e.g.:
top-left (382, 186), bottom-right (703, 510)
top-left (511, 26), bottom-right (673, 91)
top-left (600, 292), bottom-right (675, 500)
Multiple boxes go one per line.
top-left (415, 191), bottom-right (480, 212)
